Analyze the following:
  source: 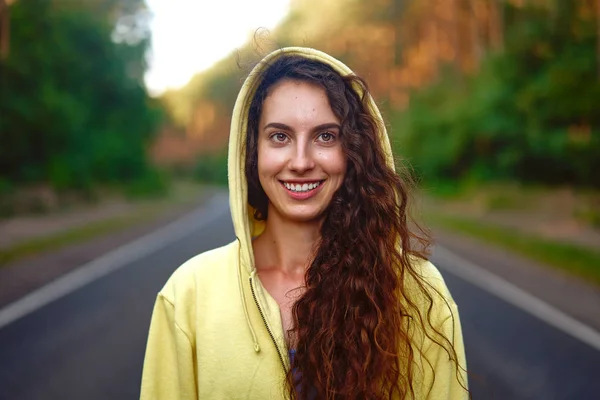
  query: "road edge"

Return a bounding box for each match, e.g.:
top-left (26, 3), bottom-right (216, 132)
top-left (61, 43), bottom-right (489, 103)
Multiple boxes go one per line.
top-left (0, 193), bottom-right (230, 329)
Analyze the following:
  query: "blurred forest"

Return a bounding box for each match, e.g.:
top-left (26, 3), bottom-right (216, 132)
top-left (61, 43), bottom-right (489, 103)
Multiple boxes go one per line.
top-left (164, 0), bottom-right (600, 188)
top-left (1, 0), bottom-right (599, 217)
top-left (0, 0), bottom-right (164, 214)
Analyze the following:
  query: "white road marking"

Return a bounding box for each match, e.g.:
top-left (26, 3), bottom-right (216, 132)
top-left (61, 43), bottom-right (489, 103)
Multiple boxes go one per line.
top-left (0, 194), bottom-right (230, 330)
top-left (4, 197), bottom-right (599, 354)
top-left (434, 245), bottom-right (600, 352)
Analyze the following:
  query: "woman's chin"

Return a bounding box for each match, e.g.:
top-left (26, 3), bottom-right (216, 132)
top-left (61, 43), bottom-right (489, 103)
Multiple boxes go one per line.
top-left (270, 205), bottom-right (326, 224)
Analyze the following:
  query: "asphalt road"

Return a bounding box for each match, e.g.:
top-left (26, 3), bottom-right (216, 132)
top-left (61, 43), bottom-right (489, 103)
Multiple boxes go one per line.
top-left (0, 194), bottom-right (598, 400)
top-left (440, 269), bottom-right (600, 399)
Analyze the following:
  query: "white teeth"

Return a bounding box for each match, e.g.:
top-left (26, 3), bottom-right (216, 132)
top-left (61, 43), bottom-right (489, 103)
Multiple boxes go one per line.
top-left (283, 181), bottom-right (321, 192)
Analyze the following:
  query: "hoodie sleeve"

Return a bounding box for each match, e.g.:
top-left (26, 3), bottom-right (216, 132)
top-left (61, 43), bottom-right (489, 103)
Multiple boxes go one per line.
top-left (413, 260), bottom-right (468, 400)
top-left (140, 293), bottom-right (197, 400)
top-left (421, 299), bottom-right (469, 399)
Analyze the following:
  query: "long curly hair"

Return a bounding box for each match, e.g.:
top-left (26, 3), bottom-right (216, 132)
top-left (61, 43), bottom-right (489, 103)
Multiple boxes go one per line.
top-left (245, 55), bottom-right (461, 399)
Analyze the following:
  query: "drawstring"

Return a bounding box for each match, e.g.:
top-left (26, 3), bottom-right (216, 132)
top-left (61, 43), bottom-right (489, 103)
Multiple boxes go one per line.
top-left (236, 237), bottom-right (260, 352)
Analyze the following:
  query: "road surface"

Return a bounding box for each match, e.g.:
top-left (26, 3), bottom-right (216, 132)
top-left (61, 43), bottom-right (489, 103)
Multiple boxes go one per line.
top-left (0, 192), bottom-right (598, 399)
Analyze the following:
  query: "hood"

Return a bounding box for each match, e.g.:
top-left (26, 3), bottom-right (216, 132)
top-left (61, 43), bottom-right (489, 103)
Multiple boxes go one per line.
top-left (227, 47), bottom-right (395, 276)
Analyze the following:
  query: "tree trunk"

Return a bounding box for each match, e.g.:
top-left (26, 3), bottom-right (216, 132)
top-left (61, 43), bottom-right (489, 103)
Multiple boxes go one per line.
top-left (489, 0), bottom-right (504, 52)
top-left (0, 0), bottom-right (9, 59)
top-left (597, 0), bottom-right (600, 80)
top-left (430, 18), bottom-right (440, 79)
top-left (450, 0), bottom-right (461, 69)
top-left (391, 0), bottom-right (402, 66)
top-left (469, 0), bottom-right (484, 68)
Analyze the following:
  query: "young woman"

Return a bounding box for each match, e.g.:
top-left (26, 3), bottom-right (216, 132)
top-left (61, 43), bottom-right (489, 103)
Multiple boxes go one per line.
top-left (140, 47), bottom-right (468, 399)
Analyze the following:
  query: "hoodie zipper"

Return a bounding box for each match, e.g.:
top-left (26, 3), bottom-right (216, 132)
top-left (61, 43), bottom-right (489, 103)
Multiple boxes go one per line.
top-left (249, 276), bottom-right (287, 372)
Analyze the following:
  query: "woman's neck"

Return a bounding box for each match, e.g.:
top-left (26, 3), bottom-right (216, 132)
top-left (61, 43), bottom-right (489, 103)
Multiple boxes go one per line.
top-left (254, 211), bottom-right (321, 275)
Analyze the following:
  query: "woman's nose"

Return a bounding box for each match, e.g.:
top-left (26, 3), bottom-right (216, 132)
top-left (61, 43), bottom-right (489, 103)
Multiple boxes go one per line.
top-left (288, 145), bottom-right (315, 173)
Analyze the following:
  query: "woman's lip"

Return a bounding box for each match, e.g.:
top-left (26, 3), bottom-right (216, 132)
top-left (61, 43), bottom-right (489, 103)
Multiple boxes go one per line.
top-left (279, 180), bottom-right (324, 200)
top-left (279, 180), bottom-right (324, 184)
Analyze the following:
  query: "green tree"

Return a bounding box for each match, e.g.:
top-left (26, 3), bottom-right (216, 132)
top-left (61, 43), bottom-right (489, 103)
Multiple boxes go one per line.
top-left (0, 0), bottom-right (163, 193)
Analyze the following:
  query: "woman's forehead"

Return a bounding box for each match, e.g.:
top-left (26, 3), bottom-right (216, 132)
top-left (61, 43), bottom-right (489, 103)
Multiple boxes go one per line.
top-left (260, 81), bottom-right (339, 127)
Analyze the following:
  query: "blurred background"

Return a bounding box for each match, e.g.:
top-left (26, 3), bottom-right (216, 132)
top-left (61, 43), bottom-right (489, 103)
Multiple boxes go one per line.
top-left (0, 0), bottom-right (599, 399)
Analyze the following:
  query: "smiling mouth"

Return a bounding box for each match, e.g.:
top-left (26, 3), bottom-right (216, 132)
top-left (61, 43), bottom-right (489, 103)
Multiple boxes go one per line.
top-left (280, 180), bottom-right (324, 193)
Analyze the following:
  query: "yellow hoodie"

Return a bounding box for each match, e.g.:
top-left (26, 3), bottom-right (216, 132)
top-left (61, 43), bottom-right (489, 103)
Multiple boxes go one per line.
top-left (140, 47), bottom-right (468, 399)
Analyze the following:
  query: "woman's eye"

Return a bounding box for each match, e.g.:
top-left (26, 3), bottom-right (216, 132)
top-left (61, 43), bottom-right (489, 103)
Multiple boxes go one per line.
top-left (272, 133), bottom-right (287, 142)
top-left (319, 132), bottom-right (335, 142)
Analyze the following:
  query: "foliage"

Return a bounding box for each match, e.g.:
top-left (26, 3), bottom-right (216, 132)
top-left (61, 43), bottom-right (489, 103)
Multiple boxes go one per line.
top-left (426, 212), bottom-right (600, 285)
top-left (396, 2), bottom-right (600, 187)
top-left (193, 152), bottom-right (228, 186)
top-left (158, 0), bottom-right (599, 189)
top-left (0, 0), bottom-right (164, 196)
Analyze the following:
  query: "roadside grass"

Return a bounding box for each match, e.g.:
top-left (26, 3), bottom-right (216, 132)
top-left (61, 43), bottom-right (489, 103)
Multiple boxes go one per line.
top-left (426, 213), bottom-right (600, 286)
top-left (0, 212), bottom-right (154, 265)
top-left (421, 181), bottom-right (600, 225)
top-left (0, 181), bottom-right (207, 267)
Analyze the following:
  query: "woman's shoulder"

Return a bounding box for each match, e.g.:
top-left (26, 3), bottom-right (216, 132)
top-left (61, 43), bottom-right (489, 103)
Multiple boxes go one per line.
top-left (406, 257), bottom-right (469, 398)
top-left (405, 256), bottom-right (458, 318)
top-left (158, 240), bottom-right (239, 303)
top-left (410, 257), bottom-right (450, 293)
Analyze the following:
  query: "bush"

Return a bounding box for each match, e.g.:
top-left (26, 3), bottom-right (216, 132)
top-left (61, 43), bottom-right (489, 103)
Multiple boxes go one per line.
top-left (193, 153), bottom-right (228, 186)
top-left (125, 169), bottom-right (170, 199)
top-left (393, 3), bottom-right (600, 188)
top-left (0, 0), bottom-right (164, 195)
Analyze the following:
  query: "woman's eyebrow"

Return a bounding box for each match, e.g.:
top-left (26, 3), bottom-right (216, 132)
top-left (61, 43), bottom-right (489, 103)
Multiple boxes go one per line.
top-left (263, 122), bottom-right (291, 131)
top-left (263, 122), bottom-right (341, 131)
top-left (312, 123), bottom-right (341, 132)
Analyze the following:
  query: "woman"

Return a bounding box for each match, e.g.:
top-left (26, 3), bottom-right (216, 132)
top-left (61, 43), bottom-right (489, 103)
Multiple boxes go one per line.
top-left (140, 47), bottom-right (468, 399)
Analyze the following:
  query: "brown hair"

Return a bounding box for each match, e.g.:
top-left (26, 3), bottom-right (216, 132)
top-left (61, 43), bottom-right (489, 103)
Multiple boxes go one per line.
top-left (245, 55), bottom-right (463, 399)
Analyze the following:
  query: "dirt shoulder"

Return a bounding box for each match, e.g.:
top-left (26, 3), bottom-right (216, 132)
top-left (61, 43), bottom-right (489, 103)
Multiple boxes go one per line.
top-left (421, 185), bottom-right (600, 251)
top-left (420, 185), bottom-right (600, 284)
top-left (421, 184), bottom-right (600, 331)
top-left (0, 183), bottom-right (219, 308)
top-left (433, 227), bottom-right (600, 333)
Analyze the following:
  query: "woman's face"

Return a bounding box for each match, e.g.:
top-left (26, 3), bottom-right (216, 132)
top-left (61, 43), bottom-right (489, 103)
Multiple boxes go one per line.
top-left (257, 79), bottom-right (347, 223)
